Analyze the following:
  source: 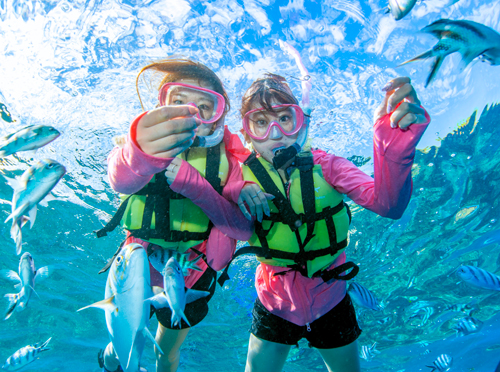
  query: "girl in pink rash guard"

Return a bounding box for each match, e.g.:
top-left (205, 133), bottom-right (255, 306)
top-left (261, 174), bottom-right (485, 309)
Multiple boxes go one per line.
top-left (232, 73), bottom-right (430, 372)
top-left (96, 59), bottom-right (252, 372)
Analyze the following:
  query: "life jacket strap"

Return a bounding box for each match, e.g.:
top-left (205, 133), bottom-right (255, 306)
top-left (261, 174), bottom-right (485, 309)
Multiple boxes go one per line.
top-left (244, 153), bottom-right (302, 229)
top-left (96, 145), bottom-right (222, 241)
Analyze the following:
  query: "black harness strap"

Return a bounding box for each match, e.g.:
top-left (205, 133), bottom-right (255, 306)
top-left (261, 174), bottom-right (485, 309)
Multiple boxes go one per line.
top-left (297, 156), bottom-right (316, 249)
top-left (244, 153), bottom-right (302, 229)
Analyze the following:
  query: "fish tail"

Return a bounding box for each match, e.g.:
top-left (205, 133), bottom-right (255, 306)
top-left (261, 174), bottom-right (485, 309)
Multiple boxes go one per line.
top-left (398, 49), bottom-right (434, 67)
top-left (426, 55), bottom-right (445, 87)
top-left (4, 292), bottom-right (20, 320)
top-left (39, 337), bottom-right (52, 352)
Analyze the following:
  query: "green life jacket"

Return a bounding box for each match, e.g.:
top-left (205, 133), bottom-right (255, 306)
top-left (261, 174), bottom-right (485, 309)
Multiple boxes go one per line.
top-left (96, 143), bottom-right (228, 253)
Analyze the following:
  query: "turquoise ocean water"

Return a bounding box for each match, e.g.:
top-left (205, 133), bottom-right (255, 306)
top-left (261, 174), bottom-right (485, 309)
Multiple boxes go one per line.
top-left (1, 0), bottom-right (500, 371)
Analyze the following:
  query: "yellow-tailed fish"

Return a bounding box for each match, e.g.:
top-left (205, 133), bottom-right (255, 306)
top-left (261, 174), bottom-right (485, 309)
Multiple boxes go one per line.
top-left (2, 159), bottom-right (65, 255)
top-left (78, 243), bottom-right (163, 372)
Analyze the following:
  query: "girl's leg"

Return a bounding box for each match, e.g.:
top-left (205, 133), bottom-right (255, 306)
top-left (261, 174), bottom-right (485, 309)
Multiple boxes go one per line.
top-left (245, 334), bottom-right (291, 372)
top-left (102, 342), bottom-right (120, 371)
top-left (155, 324), bottom-right (190, 372)
top-left (317, 340), bottom-right (361, 372)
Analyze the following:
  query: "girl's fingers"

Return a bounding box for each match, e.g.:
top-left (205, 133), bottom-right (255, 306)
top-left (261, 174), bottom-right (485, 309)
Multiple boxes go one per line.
top-left (390, 102), bottom-right (426, 128)
top-left (387, 83), bottom-right (421, 113)
top-left (238, 200), bottom-right (252, 220)
top-left (141, 105), bottom-right (199, 128)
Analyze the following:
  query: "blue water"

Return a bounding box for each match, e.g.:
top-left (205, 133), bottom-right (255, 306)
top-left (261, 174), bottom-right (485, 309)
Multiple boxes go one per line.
top-left (1, 0), bottom-right (500, 371)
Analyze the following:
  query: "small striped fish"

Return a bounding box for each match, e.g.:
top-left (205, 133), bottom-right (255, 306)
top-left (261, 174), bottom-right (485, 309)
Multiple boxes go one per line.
top-left (445, 301), bottom-right (478, 316)
top-left (149, 248), bottom-right (203, 277)
top-left (426, 354), bottom-right (452, 372)
top-left (409, 306), bottom-right (435, 326)
top-left (347, 282), bottom-right (383, 311)
top-left (2, 337), bottom-right (51, 370)
top-left (359, 342), bottom-right (380, 361)
top-left (456, 265), bottom-right (500, 291)
top-left (455, 316), bottom-right (483, 336)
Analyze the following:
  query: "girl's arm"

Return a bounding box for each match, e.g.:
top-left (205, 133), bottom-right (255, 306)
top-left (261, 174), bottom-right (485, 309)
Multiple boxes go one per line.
top-left (168, 127), bottom-right (253, 241)
top-left (316, 110), bottom-right (430, 219)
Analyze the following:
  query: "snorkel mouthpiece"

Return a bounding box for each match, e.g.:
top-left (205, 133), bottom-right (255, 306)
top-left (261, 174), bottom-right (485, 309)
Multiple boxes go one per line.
top-left (272, 143), bottom-right (301, 170)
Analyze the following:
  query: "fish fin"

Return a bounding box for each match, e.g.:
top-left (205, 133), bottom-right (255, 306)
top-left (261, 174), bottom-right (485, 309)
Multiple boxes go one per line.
top-left (28, 206), bottom-right (37, 228)
top-left (127, 331), bottom-right (138, 370)
top-left (178, 308), bottom-right (191, 328)
top-left (143, 327), bottom-right (164, 355)
top-left (0, 269), bottom-right (21, 284)
top-left (10, 221), bottom-right (23, 255)
top-left (2, 175), bottom-right (23, 191)
top-left (29, 285), bottom-right (40, 299)
top-left (39, 337), bottom-right (52, 352)
top-left (3, 292), bottom-right (20, 320)
top-left (398, 49), bottom-right (434, 67)
top-left (185, 289), bottom-right (210, 304)
top-left (35, 266), bottom-right (51, 281)
top-left (6, 203), bottom-right (29, 225)
top-left (425, 366), bottom-right (436, 371)
top-left (426, 55), bottom-right (445, 87)
top-left (0, 199), bottom-right (12, 205)
top-left (459, 51), bottom-right (478, 70)
top-left (145, 293), bottom-right (169, 309)
top-left (39, 193), bottom-right (57, 207)
top-left (77, 295), bottom-right (116, 312)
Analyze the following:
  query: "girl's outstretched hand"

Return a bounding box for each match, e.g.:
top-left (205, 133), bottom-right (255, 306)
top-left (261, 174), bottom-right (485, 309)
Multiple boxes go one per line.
top-left (374, 77), bottom-right (427, 129)
top-left (238, 183), bottom-right (274, 222)
top-left (136, 105), bottom-right (201, 158)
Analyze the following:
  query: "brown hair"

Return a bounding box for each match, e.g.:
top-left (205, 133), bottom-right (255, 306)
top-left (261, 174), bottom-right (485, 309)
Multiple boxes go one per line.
top-left (240, 73), bottom-right (298, 117)
top-left (136, 58), bottom-right (230, 114)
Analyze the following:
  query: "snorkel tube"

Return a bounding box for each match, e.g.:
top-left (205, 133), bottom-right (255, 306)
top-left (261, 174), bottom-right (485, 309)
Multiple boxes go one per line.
top-left (192, 122), bottom-right (225, 148)
top-left (272, 40), bottom-right (312, 169)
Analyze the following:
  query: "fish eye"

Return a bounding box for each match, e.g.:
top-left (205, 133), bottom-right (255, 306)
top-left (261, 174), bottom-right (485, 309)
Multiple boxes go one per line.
top-left (46, 163), bottom-right (54, 169)
top-left (116, 256), bottom-right (123, 264)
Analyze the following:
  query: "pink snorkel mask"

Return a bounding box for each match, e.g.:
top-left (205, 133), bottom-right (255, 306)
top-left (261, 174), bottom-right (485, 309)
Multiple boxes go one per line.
top-left (243, 104), bottom-right (305, 141)
top-left (158, 83), bottom-right (226, 125)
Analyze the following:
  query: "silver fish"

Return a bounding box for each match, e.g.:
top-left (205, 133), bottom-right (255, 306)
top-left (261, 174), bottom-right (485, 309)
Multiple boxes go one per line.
top-left (1, 252), bottom-right (49, 320)
top-left (426, 354), bottom-right (452, 372)
top-left (2, 159), bottom-right (65, 255)
top-left (1, 337), bottom-right (51, 370)
top-left (0, 125), bottom-right (60, 158)
top-left (456, 265), bottom-right (500, 291)
top-left (148, 248), bottom-right (203, 277)
top-left (359, 342), bottom-right (381, 361)
top-left (386, 0), bottom-right (417, 21)
top-left (399, 19), bottom-right (500, 86)
top-left (78, 243), bottom-right (162, 372)
top-left (347, 282), bottom-right (383, 311)
top-left (455, 316), bottom-right (483, 336)
top-left (146, 257), bottom-right (209, 328)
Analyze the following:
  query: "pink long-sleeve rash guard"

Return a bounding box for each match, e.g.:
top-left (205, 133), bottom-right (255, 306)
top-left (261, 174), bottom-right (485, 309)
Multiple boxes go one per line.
top-left (250, 111), bottom-right (431, 326)
top-left (107, 112), bottom-right (253, 288)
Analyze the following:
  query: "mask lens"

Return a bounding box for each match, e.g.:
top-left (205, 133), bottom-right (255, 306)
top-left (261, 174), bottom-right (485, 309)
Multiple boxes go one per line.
top-left (246, 106), bottom-right (300, 139)
top-left (165, 86), bottom-right (220, 121)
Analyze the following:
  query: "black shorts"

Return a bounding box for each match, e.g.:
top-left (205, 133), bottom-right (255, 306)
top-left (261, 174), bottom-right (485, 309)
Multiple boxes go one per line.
top-left (250, 294), bottom-right (362, 349)
top-left (152, 266), bottom-right (217, 329)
